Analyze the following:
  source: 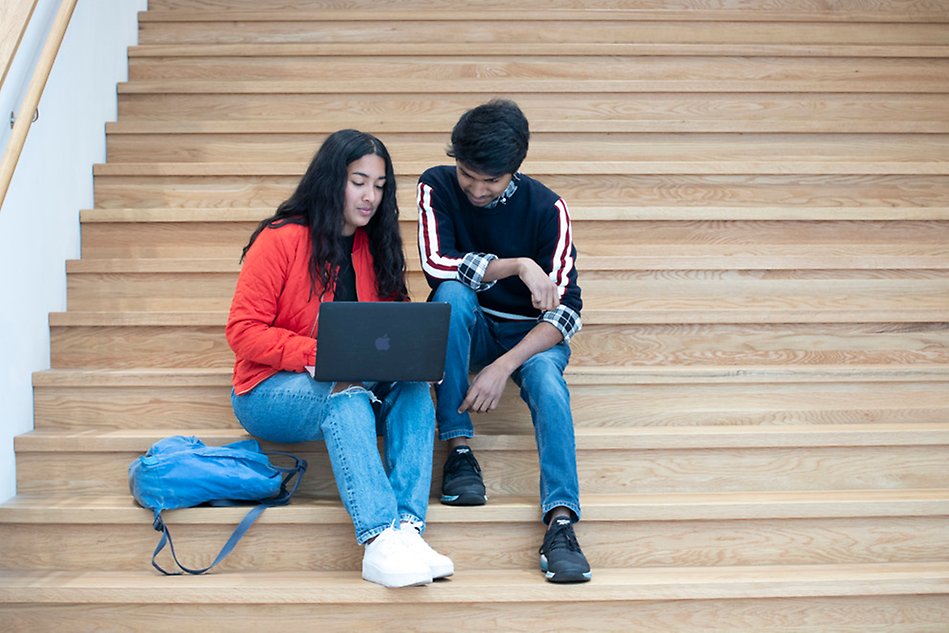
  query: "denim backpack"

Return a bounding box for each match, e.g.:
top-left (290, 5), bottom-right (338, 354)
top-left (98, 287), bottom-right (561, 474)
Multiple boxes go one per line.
top-left (128, 435), bottom-right (307, 575)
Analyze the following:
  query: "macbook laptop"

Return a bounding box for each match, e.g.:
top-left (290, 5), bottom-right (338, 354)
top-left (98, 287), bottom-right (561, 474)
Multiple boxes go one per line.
top-left (313, 301), bottom-right (451, 382)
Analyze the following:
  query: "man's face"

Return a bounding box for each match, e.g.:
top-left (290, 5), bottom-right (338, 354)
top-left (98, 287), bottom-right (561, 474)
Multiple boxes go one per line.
top-left (455, 162), bottom-right (513, 208)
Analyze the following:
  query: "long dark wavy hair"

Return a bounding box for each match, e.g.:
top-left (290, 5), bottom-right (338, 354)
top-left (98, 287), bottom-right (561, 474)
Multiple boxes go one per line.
top-left (241, 129), bottom-right (408, 301)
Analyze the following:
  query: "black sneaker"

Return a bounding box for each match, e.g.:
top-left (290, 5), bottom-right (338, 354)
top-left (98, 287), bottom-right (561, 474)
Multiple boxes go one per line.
top-left (539, 517), bottom-right (592, 583)
top-left (440, 446), bottom-right (487, 506)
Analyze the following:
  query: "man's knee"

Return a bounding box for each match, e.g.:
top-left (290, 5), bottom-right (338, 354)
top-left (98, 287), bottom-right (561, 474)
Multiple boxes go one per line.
top-left (432, 280), bottom-right (477, 311)
top-left (519, 353), bottom-right (570, 397)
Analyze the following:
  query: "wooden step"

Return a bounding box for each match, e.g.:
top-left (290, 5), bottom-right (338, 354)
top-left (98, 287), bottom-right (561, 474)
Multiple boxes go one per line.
top-left (47, 312), bottom-right (949, 369)
top-left (64, 258), bottom-right (949, 282)
top-left (90, 174), bottom-right (949, 210)
top-left (128, 42), bottom-right (949, 59)
top-left (3, 566), bottom-right (948, 633)
top-left (2, 490), bottom-right (948, 572)
top-left (14, 425), bottom-right (949, 497)
top-left (74, 211), bottom-right (949, 263)
top-left (115, 93), bottom-right (949, 134)
top-left (80, 205), bottom-right (949, 222)
top-left (122, 57), bottom-right (949, 86)
top-left (66, 260), bottom-right (949, 298)
top-left (102, 133), bottom-right (949, 166)
top-left (92, 158), bottom-right (949, 177)
top-left (134, 18), bottom-right (949, 47)
top-left (64, 269), bottom-right (949, 322)
top-left (31, 366), bottom-right (949, 431)
top-left (140, 0), bottom-right (949, 23)
top-left (116, 67), bottom-right (949, 93)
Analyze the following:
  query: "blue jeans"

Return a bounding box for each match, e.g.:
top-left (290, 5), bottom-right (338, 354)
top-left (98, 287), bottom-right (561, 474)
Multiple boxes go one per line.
top-left (432, 281), bottom-right (582, 523)
top-left (231, 372), bottom-right (435, 544)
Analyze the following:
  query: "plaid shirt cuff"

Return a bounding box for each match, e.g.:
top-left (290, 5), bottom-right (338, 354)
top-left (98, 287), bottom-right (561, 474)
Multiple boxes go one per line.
top-left (542, 304), bottom-right (582, 342)
top-left (458, 252), bottom-right (498, 291)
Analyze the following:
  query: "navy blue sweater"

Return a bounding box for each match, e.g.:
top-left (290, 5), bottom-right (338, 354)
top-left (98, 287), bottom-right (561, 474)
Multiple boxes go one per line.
top-left (417, 166), bottom-right (582, 340)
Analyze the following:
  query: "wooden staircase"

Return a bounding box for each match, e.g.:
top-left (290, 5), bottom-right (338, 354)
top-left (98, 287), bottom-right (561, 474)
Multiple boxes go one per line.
top-left (3, 1), bottom-right (949, 630)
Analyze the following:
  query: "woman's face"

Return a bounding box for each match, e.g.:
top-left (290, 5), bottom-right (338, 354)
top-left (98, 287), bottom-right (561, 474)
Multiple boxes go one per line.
top-left (342, 153), bottom-right (386, 236)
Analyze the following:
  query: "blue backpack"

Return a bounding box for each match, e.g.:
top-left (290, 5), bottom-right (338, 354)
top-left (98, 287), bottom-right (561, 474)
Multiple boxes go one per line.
top-left (129, 435), bottom-right (307, 575)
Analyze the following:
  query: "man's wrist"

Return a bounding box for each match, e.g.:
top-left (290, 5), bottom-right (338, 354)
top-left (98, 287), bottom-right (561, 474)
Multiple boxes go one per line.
top-left (491, 354), bottom-right (519, 376)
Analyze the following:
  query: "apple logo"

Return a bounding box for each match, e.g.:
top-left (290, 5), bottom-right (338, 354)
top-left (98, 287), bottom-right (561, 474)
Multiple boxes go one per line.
top-left (374, 334), bottom-right (391, 351)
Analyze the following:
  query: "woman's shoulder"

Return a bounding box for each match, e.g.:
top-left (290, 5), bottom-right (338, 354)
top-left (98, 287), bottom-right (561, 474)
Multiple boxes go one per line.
top-left (243, 221), bottom-right (310, 266)
top-left (253, 221), bottom-right (308, 248)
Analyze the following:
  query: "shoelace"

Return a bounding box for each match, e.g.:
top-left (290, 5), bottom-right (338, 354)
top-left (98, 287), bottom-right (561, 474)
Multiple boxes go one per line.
top-left (445, 449), bottom-right (481, 477)
top-left (541, 522), bottom-right (581, 554)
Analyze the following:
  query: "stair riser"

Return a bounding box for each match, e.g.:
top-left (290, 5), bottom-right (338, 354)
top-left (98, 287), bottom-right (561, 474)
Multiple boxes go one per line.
top-left (33, 382), bottom-right (949, 431)
top-left (65, 273), bottom-right (949, 314)
top-left (5, 595), bottom-right (949, 633)
top-left (120, 60), bottom-right (949, 96)
top-left (77, 219), bottom-right (949, 259)
top-left (115, 93), bottom-right (949, 135)
top-left (48, 323), bottom-right (949, 369)
top-left (91, 174), bottom-right (949, 210)
top-left (135, 20), bottom-right (949, 46)
top-left (15, 446), bottom-right (949, 497)
top-left (2, 517), bottom-right (946, 572)
top-left (104, 132), bottom-right (949, 164)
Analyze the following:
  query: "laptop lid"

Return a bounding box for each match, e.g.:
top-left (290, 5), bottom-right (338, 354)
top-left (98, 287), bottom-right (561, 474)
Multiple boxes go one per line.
top-left (313, 301), bottom-right (450, 382)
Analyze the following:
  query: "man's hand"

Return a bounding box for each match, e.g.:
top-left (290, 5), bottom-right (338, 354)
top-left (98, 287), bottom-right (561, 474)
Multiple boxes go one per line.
top-left (483, 257), bottom-right (560, 312)
top-left (517, 258), bottom-right (560, 312)
top-left (456, 322), bottom-right (565, 415)
top-left (458, 362), bottom-right (512, 414)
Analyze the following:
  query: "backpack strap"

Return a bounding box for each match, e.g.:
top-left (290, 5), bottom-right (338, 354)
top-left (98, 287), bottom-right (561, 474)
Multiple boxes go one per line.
top-left (150, 452), bottom-right (307, 576)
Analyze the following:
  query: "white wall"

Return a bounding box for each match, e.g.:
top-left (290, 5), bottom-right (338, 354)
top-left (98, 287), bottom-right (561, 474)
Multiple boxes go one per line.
top-left (0, 0), bottom-right (147, 502)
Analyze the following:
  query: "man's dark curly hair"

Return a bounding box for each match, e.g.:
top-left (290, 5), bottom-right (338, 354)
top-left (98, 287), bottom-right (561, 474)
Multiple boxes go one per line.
top-left (447, 98), bottom-right (530, 176)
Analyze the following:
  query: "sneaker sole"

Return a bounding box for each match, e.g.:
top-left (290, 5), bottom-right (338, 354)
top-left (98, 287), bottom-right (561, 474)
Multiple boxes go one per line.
top-left (540, 555), bottom-right (592, 583)
top-left (440, 493), bottom-right (487, 506)
top-left (362, 565), bottom-right (433, 588)
top-left (545, 570), bottom-right (592, 583)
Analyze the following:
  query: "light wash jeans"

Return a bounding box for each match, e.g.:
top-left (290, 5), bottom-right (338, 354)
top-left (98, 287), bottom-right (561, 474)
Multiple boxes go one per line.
top-left (431, 281), bottom-right (582, 523)
top-left (232, 372), bottom-right (435, 544)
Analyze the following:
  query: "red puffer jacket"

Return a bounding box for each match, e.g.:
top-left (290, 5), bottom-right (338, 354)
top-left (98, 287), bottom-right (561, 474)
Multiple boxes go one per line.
top-left (226, 223), bottom-right (383, 394)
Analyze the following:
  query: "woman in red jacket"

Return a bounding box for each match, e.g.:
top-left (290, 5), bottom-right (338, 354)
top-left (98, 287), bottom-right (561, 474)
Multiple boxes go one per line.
top-left (226, 129), bottom-right (452, 588)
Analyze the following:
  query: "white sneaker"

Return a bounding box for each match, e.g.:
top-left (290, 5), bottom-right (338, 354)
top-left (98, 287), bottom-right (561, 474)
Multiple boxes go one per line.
top-left (362, 526), bottom-right (433, 588)
top-left (400, 522), bottom-right (454, 579)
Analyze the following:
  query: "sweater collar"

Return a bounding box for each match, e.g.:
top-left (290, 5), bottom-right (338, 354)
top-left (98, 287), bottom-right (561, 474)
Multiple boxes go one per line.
top-left (483, 173), bottom-right (520, 209)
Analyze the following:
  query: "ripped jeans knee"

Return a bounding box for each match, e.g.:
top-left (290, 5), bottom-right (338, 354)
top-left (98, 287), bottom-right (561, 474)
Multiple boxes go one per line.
top-left (330, 382), bottom-right (382, 405)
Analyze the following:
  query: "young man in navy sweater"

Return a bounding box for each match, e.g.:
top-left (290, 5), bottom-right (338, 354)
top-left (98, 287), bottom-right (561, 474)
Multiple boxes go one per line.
top-left (417, 99), bottom-right (591, 583)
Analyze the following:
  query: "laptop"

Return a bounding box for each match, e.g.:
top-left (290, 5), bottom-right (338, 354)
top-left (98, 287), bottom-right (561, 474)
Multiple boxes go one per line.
top-left (313, 301), bottom-right (451, 382)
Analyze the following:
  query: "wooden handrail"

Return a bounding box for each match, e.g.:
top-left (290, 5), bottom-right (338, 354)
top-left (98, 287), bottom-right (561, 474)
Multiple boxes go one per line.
top-left (1, 0), bottom-right (40, 91)
top-left (0, 0), bottom-right (77, 211)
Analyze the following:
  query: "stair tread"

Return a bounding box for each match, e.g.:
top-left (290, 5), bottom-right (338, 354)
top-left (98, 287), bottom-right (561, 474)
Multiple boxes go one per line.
top-left (65, 255), bottom-right (949, 272)
top-left (79, 206), bottom-right (949, 221)
top-left (135, 4), bottom-right (949, 23)
top-left (116, 77), bottom-right (949, 94)
top-left (47, 303), bottom-right (949, 325)
top-left (32, 365), bottom-right (949, 386)
top-left (126, 42), bottom-right (949, 59)
top-left (15, 424), bottom-right (949, 452)
top-left (92, 160), bottom-right (949, 176)
top-left (2, 563), bottom-right (948, 603)
top-left (135, 8), bottom-right (949, 23)
top-left (4, 489), bottom-right (949, 524)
